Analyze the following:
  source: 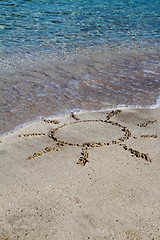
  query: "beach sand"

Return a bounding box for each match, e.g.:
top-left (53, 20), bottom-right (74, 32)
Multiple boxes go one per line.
top-left (0, 107), bottom-right (160, 240)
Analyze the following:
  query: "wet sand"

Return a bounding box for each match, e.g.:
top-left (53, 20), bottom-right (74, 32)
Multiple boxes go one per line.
top-left (0, 107), bottom-right (160, 239)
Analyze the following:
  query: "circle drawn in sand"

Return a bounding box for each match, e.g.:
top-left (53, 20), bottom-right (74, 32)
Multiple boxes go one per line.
top-left (48, 110), bottom-right (133, 165)
top-left (54, 120), bottom-right (125, 145)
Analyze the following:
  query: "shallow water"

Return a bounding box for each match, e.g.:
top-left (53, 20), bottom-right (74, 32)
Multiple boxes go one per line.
top-left (0, 0), bottom-right (160, 134)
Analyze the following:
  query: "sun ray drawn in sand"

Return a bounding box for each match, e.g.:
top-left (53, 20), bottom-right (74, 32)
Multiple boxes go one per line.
top-left (18, 110), bottom-right (157, 165)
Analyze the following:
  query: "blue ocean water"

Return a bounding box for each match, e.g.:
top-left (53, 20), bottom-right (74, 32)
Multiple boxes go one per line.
top-left (0, 0), bottom-right (160, 134)
top-left (0, 0), bottom-right (160, 52)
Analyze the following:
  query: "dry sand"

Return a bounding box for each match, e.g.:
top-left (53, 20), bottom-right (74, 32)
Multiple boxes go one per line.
top-left (0, 107), bottom-right (160, 240)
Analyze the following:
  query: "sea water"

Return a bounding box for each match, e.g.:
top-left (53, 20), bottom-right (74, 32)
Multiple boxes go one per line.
top-left (0, 0), bottom-right (160, 134)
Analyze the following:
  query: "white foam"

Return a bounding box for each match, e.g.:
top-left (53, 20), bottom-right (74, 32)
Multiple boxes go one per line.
top-left (149, 95), bottom-right (160, 109)
top-left (155, 96), bottom-right (160, 107)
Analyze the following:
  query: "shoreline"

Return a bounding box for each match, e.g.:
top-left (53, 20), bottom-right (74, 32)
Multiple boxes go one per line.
top-left (1, 100), bottom-right (160, 138)
top-left (0, 107), bottom-right (160, 239)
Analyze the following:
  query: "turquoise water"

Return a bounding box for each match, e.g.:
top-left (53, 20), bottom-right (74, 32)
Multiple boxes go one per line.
top-left (0, 0), bottom-right (160, 134)
top-left (1, 0), bottom-right (160, 51)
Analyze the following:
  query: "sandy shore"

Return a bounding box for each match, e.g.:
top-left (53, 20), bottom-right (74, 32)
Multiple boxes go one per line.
top-left (0, 107), bottom-right (160, 240)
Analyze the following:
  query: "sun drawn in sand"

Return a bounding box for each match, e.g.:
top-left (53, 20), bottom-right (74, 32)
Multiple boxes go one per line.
top-left (18, 110), bottom-right (157, 166)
